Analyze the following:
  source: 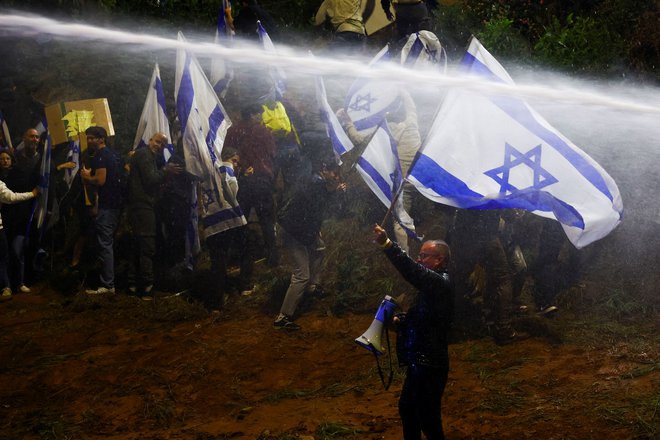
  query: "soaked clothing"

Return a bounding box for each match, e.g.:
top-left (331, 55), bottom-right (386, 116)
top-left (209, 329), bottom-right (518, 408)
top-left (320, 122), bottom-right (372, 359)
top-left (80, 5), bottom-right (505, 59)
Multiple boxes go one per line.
top-left (383, 241), bottom-right (452, 440)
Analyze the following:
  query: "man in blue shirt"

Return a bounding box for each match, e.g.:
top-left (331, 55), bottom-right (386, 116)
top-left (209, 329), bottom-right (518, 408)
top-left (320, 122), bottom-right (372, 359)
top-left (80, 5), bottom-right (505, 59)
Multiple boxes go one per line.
top-left (81, 126), bottom-right (122, 295)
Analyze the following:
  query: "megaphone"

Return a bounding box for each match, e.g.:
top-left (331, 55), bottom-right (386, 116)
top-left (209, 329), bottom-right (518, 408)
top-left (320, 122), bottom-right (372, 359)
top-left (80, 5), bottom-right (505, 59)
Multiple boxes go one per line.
top-left (354, 295), bottom-right (398, 356)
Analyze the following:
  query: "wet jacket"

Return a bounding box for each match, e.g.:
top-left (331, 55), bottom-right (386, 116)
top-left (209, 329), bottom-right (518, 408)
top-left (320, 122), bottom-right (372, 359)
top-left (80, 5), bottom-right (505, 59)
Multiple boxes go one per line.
top-left (384, 242), bottom-right (452, 368)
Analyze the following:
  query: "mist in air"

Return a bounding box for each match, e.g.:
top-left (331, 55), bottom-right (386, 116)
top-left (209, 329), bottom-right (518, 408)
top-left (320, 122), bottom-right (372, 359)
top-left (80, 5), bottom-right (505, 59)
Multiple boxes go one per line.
top-left (1, 11), bottom-right (658, 299)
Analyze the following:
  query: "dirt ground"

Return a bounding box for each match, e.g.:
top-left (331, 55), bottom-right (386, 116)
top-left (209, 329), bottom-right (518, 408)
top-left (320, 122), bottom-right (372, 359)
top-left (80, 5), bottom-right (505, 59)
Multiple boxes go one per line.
top-left (0, 282), bottom-right (658, 440)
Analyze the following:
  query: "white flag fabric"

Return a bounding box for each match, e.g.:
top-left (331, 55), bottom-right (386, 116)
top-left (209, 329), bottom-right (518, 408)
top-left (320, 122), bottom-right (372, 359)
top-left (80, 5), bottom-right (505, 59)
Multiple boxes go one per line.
top-left (175, 32), bottom-right (245, 239)
top-left (401, 31), bottom-right (447, 72)
top-left (132, 64), bottom-right (173, 162)
top-left (210, 0), bottom-right (234, 98)
top-left (408, 37), bottom-right (623, 248)
top-left (315, 74), bottom-right (354, 163)
top-left (356, 121), bottom-right (417, 239)
top-left (257, 21), bottom-right (286, 99)
top-left (0, 110), bottom-right (13, 150)
top-left (345, 45), bottom-right (401, 131)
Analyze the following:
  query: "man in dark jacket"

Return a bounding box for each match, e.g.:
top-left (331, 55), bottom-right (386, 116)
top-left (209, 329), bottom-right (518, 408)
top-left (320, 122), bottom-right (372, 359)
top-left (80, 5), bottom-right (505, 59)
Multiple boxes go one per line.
top-left (126, 132), bottom-right (180, 296)
top-left (373, 223), bottom-right (452, 440)
top-left (273, 161), bottom-right (346, 330)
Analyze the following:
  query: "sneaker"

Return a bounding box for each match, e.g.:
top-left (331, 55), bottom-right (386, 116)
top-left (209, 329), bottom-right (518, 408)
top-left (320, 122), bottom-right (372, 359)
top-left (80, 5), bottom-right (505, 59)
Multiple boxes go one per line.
top-left (273, 314), bottom-right (300, 330)
top-left (19, 285), bottom-right (31, 293)
top-left (128, 286), bottom-right (138, 295)
top-left (240, 289), bottom-right (254, 297)
top-left (85, 286), bottom-right (116, 295)
top-left (537, 305), bottom-right (559, 316)
top-left (1, 287), bottom-right (12, 298)
top-left (514, 305), bottom-right (529, 314)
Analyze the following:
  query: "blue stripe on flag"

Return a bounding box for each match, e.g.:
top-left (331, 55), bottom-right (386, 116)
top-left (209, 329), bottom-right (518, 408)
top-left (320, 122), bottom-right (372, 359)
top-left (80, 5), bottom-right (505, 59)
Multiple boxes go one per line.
top-left (201, 206), bottom-right (245, 228)
top-left (357, 156), bottom-right (393, 200)
top-left (176, 56), bottom-right (194, 130)
top-left (413, 154), bottom-right (584, 227)
top-left (154, 76), bottom-right (168, 115)
top-left (205, 105), bottom-right (225, 163)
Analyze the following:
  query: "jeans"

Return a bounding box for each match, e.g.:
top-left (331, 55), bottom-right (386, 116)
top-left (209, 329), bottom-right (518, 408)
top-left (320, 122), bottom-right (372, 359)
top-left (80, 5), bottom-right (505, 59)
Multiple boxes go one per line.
top-left (9, 234), bottom-right (25, 288)
top-left (94, 208), bottom-right (119, 289)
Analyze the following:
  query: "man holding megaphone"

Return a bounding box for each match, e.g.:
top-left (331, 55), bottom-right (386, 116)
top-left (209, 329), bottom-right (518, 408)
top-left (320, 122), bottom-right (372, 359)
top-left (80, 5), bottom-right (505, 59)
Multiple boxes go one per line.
top-left (373, 224), bottom-right (452, 440)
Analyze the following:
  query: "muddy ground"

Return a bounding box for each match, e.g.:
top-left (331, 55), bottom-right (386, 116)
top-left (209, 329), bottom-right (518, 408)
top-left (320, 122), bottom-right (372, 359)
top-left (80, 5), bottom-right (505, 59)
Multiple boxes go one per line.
top-left (0, 276), bottom-right (657, 440)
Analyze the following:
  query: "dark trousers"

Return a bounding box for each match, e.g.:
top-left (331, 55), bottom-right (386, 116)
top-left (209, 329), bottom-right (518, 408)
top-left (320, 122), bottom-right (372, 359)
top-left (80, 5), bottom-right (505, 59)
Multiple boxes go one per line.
top-left (238, 176), bottom-right (277, 264)
top-left (128, 208), bottom-right (156, 290)
top-left (399, 363), bottom-right (448, 440)
top-left (206, 226), bottom-right (252, 294)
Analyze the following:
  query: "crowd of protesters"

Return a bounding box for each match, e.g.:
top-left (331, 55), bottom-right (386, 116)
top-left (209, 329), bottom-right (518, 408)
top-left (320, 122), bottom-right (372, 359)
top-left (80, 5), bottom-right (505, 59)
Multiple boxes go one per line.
top-left (0, 0), bottom-right (578, 341)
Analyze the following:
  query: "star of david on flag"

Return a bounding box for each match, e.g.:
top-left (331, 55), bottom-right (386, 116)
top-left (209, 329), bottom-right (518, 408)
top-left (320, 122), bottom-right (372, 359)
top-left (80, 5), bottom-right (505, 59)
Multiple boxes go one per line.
top-left (345, 45), bottom-right (401, 132)
top-left (484, 143), bottom-right (557, 195)
top-left (407, 37), bottom-right (622, 248)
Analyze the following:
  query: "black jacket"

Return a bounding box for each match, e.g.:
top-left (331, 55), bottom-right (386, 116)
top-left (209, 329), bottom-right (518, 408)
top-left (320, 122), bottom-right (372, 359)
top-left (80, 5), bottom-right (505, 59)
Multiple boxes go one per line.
top-left (385, 242), bottom-right (452, 368)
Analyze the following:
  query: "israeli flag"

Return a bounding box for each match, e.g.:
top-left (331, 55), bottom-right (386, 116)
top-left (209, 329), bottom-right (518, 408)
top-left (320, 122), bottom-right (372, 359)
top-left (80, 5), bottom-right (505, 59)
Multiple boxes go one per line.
top-left (356, 121), bottom-right (417, 239)
top-left (63, 140), bottom-right (80, 189)
top-left (175, 32), bottom-right (245, 239)
top-left (401, 31), bottom-right (447, 72)
top-left (315, 73), bottom-right (354, 163)
top-left (408, 38), bottom-right (623, 248)
top-left (34, 127), bottom-right (51, 233)
top-left (0, 110), bottom-right (13, 150)
top-left (257, 21), bottom-right (286, 99)
top-left (210, 0), bottom-right (234, 98)
top-left (132, 63), bottom-right (173, 162)
top-left (345, 45), bottom-right (401, 132)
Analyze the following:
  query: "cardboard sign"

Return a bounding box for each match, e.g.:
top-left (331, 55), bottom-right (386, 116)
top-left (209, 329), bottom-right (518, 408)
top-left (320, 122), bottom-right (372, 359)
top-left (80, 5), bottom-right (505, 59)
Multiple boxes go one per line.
top-left (45, 98), bottom-right (114, 146)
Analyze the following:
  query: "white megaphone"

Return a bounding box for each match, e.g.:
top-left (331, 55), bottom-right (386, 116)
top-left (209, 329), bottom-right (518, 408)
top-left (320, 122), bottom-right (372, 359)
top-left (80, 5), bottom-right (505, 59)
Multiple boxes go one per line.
top-left (354, 295), bottom-right (398, 356)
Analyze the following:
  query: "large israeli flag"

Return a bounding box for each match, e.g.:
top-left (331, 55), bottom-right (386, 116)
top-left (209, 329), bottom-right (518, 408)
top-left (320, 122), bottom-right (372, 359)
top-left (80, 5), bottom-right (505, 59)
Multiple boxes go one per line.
top-left (175, 32), bottom-right (245, 239)
top-left (257, 21), bottom-right (286, 99)
top-left (315, 74), bottom-right (354, 163)
top-left (210, 0), bottom-right (234, 98)
top-left (132, 63), bottom-right (173, 162)
top-left (345, 45), bottom-right (401, 132)
top-left (408, 38), bottom-right (623, 248)
top-left (356, 121), bottom-right (417, 239)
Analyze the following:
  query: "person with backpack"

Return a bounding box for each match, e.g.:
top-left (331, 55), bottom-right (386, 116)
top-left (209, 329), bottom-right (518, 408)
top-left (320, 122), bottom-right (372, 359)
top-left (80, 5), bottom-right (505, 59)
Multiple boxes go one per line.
top-left (80, 126), bottom-right (122, 295)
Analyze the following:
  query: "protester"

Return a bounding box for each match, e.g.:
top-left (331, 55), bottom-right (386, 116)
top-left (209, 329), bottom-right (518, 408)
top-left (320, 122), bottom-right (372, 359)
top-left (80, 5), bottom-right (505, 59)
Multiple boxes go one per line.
top-left (80, 127), bottom-right (122, 295)
top-left (225, 104), bottom-right (279, 266)
top-left (315, 0), bottom-right (366, 51)
top-left (2, 129), bottom-right (41, 293)
top-left (273, 161), bottom-right (347, 330)
top-left (204, 147), bottom-right (253, 303)
top-left (449, 209), bottom-right (529, 345)
top-left (0, 174), bottom-right (38, 299)
top-left (372, 223), bottom-right (452, 440)
top-left (381, 0), bottom-right (432, 42)
top-left (337, 89), bottom-right (422, 252)
top-left (127, 132), bottom-right (181, 297)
